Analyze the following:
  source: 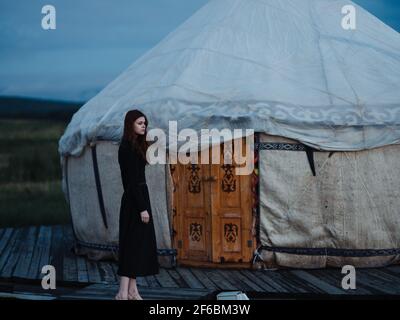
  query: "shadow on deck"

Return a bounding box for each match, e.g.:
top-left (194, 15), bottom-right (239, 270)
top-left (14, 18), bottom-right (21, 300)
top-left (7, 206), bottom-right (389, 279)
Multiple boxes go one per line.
top-left (1, 224), bottom-right (400, 300)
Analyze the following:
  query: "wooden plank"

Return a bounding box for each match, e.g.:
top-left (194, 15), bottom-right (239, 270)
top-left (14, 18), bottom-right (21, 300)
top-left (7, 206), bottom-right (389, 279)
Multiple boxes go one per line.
top-left (62, 224), bottom-right (75, 250)
top-left (239, 270), bottom-right (279, 293)
top-left (0, 281), bottom-right (210, 300)
top-left (0, 228), bottom-right (5, 240)
top-left (61, 284), bottom-right (212, 300)
top-left (62, 225), bottom-right (78, 282)
top-left (154, 268), bottom-right (179, 288)
top-left (34, 225), bottom-right (53, 279)
top-left (289, 270), bottom-right (345, 295)
top-left (0, 229), bottom-right (6, 251)
top-left (110, 262), bottom-right (119, 279)
top-left (256, 270), bottom-right (292, 293)
top-left (230, 270), bottom-right (265, 292)
top-left (361, 269), bottom-right (400, 294)
top-left (214, 269), bottom-right (246, 291)
top-left (0, 292), bottom-right (56, 300)
top-left (355, 269), bottom-right (397, 294)
top-left (0, 278), bottom-right (84, 300)
top-left (280, 270), bottom-right (320, 293)
top-left (145, 275), bottom-right (161, 287)
top-left (136, 276), bottom-right (149, 287)
top-left (0, 229), bottom-right (21, 274)
top-left (69, 283), bottom-right (119, 297)
top-left (13, 226), bottom-right (38, 279)
top-left (26, 226), bottom-right (49, 279)
top-left (386, 265), bottom-right (400, 275)
top-left (49, 225), bottom-right (64, 282)
top-left (76, 256), bottom-right (89, 283)
top-left (270, 270), bottom-right (314, 293)
top-left (86, 259), bottom-right (103, 283)
top-left (310, 269), bottom-right (372, 295)
top-left (167, 268), bottom-right (192, 288)
top-left (218, 270), bottom-right (253, 291)
top-left (98, 262), bottom-right (116, 284)
top-left (370, 269), bottom-right (400, 288)
top-left (214, 269), bottom-right (259, 292)
top-left (1, 227), bottom-right (29, 278)
top-left (108, 267), bottom-right (147, 288)
top-left (63, 255), bottom-right (78, 282)
top-left (189, 268), bottom-right (218, 290)
top-left (135, 287), bottom-right (213, 300)
top-left (110, 262), bottom-right (149, 286)
top-left (0, 279), bottom-right (212, 300)
top-left (175, 267), bottom-right (205, 289)
top-left (0, 228), bottom-right (13, 256)
top-left (203, 269), bottom-right (236, 290)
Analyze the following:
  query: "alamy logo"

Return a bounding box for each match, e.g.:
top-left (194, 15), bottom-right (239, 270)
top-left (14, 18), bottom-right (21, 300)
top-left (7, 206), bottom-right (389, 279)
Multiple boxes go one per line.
top-left (41, 265), bottom-right (56, 289)
top-left (146, 121), bottom-right (254, 175)
top-left (341, 265), bottom-right (356, 290)
top-left (41, 5), bottom-right (56, 30)
top-left (341, 5), bottom-right (356, 30)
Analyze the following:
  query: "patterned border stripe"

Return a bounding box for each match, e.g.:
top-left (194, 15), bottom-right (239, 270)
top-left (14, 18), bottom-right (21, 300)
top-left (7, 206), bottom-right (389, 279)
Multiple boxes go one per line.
top-left (255, 142), bottom-right (307, 151)
top-left (260, 245), bottom-right (400, 257)
top-left (75, 240), bottom-right (177, 256)
top-left (253, 133), bottom-right (261, 248)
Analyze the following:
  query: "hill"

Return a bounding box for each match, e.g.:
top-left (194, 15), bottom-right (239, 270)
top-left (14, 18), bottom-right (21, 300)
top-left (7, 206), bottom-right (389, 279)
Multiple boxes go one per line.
top-left (0, 96), bottom-right (84, 121)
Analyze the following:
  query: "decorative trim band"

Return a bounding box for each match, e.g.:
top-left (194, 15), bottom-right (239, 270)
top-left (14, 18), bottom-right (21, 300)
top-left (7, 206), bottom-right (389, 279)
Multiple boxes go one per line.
top-left (255, 142), bottom-right (306, 151)
top-left (75, 239), bottom-right (177, 256)
top-left (260, 245), bottom-right (400, 257)
top-left (255, 142), bottom-right (321, 176)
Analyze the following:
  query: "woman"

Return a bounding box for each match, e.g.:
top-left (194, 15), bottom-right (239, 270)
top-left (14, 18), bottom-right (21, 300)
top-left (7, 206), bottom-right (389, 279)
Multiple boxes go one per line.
top-left (115, 109), bottom-right (159, 300)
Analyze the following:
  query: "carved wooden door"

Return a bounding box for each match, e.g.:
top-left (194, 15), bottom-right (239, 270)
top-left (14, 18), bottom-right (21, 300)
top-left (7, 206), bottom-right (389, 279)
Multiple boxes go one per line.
top-left (171, 137), bottom-right (254, 266)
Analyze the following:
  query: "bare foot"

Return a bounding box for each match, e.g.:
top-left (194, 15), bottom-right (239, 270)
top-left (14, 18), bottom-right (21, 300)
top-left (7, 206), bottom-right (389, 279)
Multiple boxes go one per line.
top-left (115, 292), bottom-right (128, 300)
top-left (128, 291), bottom-right (143, 300)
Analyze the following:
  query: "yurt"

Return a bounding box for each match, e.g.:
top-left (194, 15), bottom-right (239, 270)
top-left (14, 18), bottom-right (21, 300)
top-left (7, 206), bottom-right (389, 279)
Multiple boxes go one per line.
top-left (58, 0), bottom-right (400, 269)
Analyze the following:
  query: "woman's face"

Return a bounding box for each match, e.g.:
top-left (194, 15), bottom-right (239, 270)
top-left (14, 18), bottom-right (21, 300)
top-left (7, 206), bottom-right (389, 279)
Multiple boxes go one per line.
top-left (133, 116), bottom-right (146, 135)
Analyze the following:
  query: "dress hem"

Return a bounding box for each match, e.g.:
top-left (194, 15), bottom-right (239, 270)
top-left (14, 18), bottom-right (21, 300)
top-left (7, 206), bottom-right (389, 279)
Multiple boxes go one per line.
top-left (117, 270), bottom-right (160, 278)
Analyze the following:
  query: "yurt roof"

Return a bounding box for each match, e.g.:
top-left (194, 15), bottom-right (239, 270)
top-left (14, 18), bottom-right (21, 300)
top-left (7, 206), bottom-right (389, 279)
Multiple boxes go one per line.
top-left (59, 0), bottom-right (400, 157)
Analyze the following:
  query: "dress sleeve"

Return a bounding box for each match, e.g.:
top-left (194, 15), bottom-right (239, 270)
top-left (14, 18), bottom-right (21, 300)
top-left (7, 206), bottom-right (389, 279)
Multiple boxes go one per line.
top-left (118, 144), bottom-right (130, 192)
top-left (118, 144), bottom-right (148, 213)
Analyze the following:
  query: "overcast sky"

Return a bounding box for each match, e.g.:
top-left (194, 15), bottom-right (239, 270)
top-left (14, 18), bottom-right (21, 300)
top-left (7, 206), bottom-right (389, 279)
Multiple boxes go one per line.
top-left (0, 0), bottom-right (399, 102)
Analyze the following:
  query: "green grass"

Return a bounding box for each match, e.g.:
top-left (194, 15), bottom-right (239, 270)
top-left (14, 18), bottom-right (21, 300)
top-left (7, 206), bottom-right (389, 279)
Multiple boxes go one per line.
top-left (0, 181), bottom-right (71, 227)
top-left (0, 118), bottom-right (67, 141)
top-left (0, 118), bottom-right (71, 228)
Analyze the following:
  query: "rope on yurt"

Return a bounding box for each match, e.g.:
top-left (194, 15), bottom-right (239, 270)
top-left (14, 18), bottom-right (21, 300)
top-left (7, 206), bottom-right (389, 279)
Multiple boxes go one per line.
top-left (64, 155), bottom-right (79, 243)
top-left (75, 239), bottom-right (177, 256)
top-left (304, 146), bottom-right (316, 176)
top-left (90, 143), bottom-right (109, 229)
top-left (257, 246), bottom-right (400, 257)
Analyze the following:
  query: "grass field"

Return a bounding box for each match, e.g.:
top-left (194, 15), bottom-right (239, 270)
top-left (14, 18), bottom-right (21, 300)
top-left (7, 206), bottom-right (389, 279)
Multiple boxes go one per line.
top-left (0, 118), bottom-right (71, 227)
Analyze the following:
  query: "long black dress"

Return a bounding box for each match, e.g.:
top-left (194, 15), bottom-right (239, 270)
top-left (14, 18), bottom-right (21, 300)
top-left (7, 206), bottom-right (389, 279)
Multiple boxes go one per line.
top-left (117, 139), bottom-right (159, 278)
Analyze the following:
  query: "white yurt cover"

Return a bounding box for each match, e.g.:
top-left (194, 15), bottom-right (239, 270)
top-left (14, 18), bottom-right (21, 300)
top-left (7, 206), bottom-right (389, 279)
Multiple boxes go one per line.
top-left (257, 133), bottom-right (400, 268)
top-left (59, 0), bottom-right (400, 157)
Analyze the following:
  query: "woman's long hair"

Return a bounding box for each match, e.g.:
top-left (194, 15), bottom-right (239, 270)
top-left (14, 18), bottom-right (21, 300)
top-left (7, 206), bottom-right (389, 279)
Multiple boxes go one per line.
top-left (121, 109), bottom-right (149, 164)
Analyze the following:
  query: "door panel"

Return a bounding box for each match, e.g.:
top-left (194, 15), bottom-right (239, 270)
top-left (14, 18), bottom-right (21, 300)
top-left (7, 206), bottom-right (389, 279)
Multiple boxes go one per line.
top-left (172, 136), bottom-right (254, 266)
top-left (176, 163), bottom-right (211, 262)
top-left (210, 140), bottom-right (253, 263)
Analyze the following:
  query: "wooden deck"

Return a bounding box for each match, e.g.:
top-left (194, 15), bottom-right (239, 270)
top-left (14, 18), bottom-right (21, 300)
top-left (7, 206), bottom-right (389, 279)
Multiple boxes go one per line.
top-left (1, 224), bottom-right (400, 300)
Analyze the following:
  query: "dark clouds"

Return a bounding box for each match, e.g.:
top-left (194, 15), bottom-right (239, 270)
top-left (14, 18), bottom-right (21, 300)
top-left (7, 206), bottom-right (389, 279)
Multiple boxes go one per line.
top-left (0, 0), bottom-right (398, 101)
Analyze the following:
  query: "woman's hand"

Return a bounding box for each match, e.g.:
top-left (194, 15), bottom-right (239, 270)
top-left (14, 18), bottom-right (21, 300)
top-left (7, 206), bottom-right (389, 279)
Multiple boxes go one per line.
top-left (140, 210), bottom-right (150, 223)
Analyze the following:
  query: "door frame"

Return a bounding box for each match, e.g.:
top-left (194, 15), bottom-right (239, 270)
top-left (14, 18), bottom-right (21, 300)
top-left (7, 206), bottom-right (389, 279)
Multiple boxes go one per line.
top-left (170, 136), bottom-right (257, 268)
